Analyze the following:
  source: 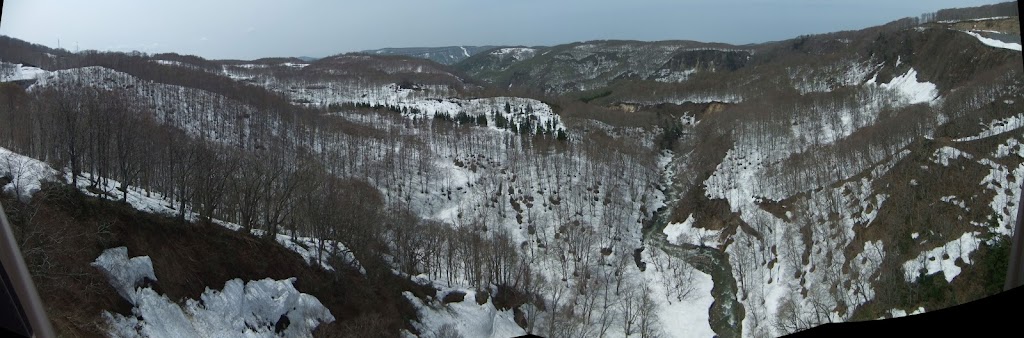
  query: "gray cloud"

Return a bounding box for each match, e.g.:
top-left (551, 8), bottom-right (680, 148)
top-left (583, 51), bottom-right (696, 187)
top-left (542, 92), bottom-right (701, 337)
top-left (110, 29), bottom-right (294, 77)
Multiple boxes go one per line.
top-left (0, 0), bottom-right (1009, 60)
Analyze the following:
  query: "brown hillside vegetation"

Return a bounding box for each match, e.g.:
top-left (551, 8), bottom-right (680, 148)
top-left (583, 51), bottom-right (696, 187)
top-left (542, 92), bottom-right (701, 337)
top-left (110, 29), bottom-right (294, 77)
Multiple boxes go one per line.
top-left (1, 184), bottom-right (428, 338)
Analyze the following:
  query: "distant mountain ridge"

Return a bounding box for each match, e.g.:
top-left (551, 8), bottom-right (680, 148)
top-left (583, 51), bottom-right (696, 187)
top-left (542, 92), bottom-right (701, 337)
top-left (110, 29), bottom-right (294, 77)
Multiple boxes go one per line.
top-left (360, 46), bottom-right (498, 65)
top-left (452, 40), bottom-right (754, 94)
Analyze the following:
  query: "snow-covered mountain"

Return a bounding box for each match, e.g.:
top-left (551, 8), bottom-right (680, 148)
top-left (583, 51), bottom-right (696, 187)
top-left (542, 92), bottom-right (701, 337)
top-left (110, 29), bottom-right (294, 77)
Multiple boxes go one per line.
top-left (0, 2), bottom-right (1022, 338)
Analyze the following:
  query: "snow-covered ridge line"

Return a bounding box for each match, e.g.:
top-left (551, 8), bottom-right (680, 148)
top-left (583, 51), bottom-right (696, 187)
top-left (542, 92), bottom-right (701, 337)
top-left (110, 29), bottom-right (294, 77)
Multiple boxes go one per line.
top-left (360, 95), bottom-right (566, 133)
top-left (152, 59), bottom-right (203, 69)
top-left (680, 47), bottom-right (754, 55)
top-left (290, 82), bottom-right (567, 134)
top-left (937, 16), bottom-right (1014, 23)
top-left (962, 30), bottom-right (1023, 52)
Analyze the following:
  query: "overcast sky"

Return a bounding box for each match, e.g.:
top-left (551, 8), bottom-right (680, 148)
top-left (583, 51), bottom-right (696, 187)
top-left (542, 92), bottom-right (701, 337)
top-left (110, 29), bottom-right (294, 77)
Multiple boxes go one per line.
top-left (0, 0), bottom-right (1010, 60)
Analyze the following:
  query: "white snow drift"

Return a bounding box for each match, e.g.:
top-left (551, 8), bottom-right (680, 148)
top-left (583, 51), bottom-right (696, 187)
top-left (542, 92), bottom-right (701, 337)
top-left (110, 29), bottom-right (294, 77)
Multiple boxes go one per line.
top-left (93, 247), bottom-right (335, 338)
top-left (0, 147), bottom-right (57, 201)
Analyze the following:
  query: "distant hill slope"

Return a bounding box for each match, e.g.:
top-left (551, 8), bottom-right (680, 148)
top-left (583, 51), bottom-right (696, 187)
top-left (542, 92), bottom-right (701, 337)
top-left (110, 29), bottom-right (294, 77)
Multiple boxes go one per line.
top-left (454, 40), bottom-right (753, 94)
top-left (453, 2), bottom-right (1019, 97)
top-left (361, 46), bottom-right (498, 65)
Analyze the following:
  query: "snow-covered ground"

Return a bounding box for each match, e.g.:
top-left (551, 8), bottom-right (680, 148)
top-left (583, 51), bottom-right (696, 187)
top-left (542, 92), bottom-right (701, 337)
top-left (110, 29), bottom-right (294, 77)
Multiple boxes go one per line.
top-left (932, 146), bottom-right (974, 165)
top-left (404, 287), bottom-right (525, 338)
top-left (663, 214), bottom-right (722, 248)
top-left (978, 156), bottom-right (1024, 238)
top-left (902, 232), bottom-right (982, 282)
top-left (1, 147), bottom-right (58, 201)
top-left (93, 247), bottom-right (335, 338)
top-left (884, 307), bottom-right (925, 319)
top-left (642, 248), bottom-right (717, 338)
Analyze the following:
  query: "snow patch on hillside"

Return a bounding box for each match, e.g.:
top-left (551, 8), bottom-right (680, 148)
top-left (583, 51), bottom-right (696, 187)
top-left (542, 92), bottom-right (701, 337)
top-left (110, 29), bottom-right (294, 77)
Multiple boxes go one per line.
top-left (94, 247), bottom-right (335, 338)
top-left (902, 231), bottom-right (981, 282)
top-left (405, 289), bottom-right (525, 338)
top-left (286, 82), bottom-right (566, 134)
top-left (0, 147), bottom-right (58, 201)
top-left (932, 146), bottom-right (973, 166)
top-left (994, 138), bottom-right (1024, 158)
top-left (887, 307), bottom-right (925, 319)
top-left (978, 158), bottom-right (1024, 237)
top-left (91, 247), bottom-right (157, 302)
top-left (941, 195), bottom-right (969, 211)
top-left (963, 30), bottom-right (1023, 51)
top-left (655, 68), bottom-right (698, 83)
top-left (0, 63), bottom-right (48, 82)
top-left (490, 47), bottom-right (537, 61)
top-left (873, 68), bottom-right (939, 105)
top-left (956, 113), bottom-right (1024, 142)
top-left (151, 60), bottom-right (208, 71)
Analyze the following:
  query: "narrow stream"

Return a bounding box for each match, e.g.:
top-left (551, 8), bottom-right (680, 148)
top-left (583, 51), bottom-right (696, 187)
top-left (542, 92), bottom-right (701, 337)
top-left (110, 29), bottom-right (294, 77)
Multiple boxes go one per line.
top-left (641, 154), bottom-right (745, 338)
